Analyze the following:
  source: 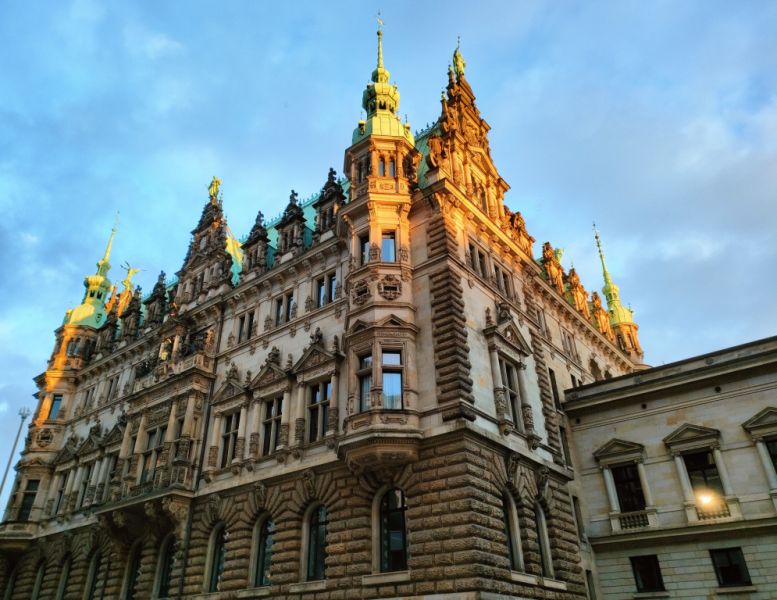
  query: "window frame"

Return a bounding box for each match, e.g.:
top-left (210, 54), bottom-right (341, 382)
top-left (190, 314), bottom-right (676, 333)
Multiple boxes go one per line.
top-left (206, 524), bottom-right (227, 593)
top-left (357, 353), bottom-right (373, 412)
top-left (261, 396), bottom-right (283, 456)
top-left (611, 463), bottom-right (647, 513)
top-left (154, 534), bottom-right (175, 600)
top-left (534, 503), bottom-right (554, 578)
top-left (381, 231), bottom-right (396, 262)
top-left (49, 394), bottom-right (63, 420)
top-left (498, 356), bottom-right (522, 429)
top-left (303, 504), bottom-right (328, 582)
top-left (18, 479), bottom-right (39, 521)
top-left (378, 488), bottom-right (408, 573)
top-left (251, 515), bottom-right (275, 588)
top-left (502, 492), bottom-right (524, 572)
top-left (307, 379), bottom-right (332, 443)
top-left (381, 349), bottom-right (404, 410)
top-left (629, 554), bottom-right (665, 593)
top-left (121, 540), bottom-right (143, 600)
top-left (220, 412), bottom-right (240, 468)
top-left (710, 547), bottom-right (752, 588)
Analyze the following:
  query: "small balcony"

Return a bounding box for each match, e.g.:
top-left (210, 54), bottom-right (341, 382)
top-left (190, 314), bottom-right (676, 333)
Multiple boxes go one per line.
top-left (338, 408), bottom-right (421, 475)
top-left (610, 507), bottom-right (659, 532)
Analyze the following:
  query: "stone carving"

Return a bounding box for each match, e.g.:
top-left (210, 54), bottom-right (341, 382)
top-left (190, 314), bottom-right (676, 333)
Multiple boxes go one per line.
top-left (566, 268), bottom-right (591, 318)
top-left (351, 280), bottom-right (370, 305)
top-left (36, 429), bottom-right (53, 448)
top-left (302, 469), bottom-right (316, 497)
top-left (541, 242), bottom-right (565, 294)
top-left (377, 274), bottom-right (402, 300)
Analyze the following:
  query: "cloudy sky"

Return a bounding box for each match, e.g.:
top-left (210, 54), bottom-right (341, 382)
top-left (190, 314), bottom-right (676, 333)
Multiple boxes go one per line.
top-left (1, 1), bottom-right (775, 503)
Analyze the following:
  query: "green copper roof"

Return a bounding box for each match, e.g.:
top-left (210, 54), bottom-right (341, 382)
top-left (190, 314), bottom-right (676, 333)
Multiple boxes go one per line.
top-left (64, 227), bottom-right (116, 328)
top-left (594, 226), bottom-right (635, 326)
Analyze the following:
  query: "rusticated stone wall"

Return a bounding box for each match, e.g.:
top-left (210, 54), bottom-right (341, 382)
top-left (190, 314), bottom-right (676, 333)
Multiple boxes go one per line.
top-left (1, 432), bottom-right (583, 599)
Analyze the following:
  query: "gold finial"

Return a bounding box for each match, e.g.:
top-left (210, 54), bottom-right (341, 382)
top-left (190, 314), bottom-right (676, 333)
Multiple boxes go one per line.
top-left (208, 176), bottom-right (221, 204)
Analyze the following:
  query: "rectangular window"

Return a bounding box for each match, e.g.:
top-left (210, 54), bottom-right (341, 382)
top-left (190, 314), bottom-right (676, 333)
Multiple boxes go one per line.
top-left (630, 555), bottom-right (665, 593)
top-left (262, 397), bottom-right (283, 456)
top-left (316, 277), bottom-right (326, 308)
top-left (358, 354), bottom-right (373, 412)
top-left (327, 272), bottom-right (337, 303)
top-left (572, 495), bottom-right (585, 541)
top-left (221, 413), bottom-right (240, 468)
top-left (468, 243), bottom-right (478, 270)
top-left (238, 315), bottom-right (246, 343)
top-left (559, 426), bottom-right (572, 466)
top-left (766, 438), bottom-right (777, 473)
top-left (710, 548), bottom-right (751, 587)
top-left (53, 474), bottom-right (66, 515)
top-left (308, 380), bottom-right (332, 443)
top-left (548, 368), bottom-right (561, 409)
top-left (494, 264), bottom-right (511, 296)
top-left (49, 394), bottom-right (63, 420)
top-left (359, 233), bottom-right (370, 265)
top-left (683, 451), bottom-right (724, 496)
top-left (18, 480), bottom-right (39, 521)
top-left (316, 272), bottom-right (337, 307)
top-left (274, 297), bottom-right (284, 326)
top-left (382, 351), bottom-right (403, 409)
top-left (77, 465), bottom-right (92, 508)
top-left (585, 569), bottom-right (597, 600)
top-left (247, 311), bottom-right (255, 339)
top-left (285, 295), bottom-right (294, 322)
top-left (141, 427), bottom-right (166, 484)
top-left (612, 463), bottom-right (646, 512)
top-left (275, 293), bottom-right (294, 326)
top-left (478, 251), bottom-right (487, 277)
top-left (561, 329), bottom-right (578, 359)
top-left (499, 357), bottom-right (521, 427)
top-left (381, 231), bottom-right (396, 262)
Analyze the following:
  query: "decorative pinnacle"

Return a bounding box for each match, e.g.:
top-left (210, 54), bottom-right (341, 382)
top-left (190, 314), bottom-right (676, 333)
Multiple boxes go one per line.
top-left (377, 11), bottom-right (384, 69)
top-left (97, 215), bottom-right (118, 277)
top-left (593, 222), bottom-right (613, 287)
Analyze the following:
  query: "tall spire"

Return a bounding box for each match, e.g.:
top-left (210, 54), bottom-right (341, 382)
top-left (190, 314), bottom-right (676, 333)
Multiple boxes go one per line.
top-left (594, 223), bottom-right (616, 295)
top-left (353, 17), bottom-right (413, 144)
top-left (96, 216), bottom-right (118, 278)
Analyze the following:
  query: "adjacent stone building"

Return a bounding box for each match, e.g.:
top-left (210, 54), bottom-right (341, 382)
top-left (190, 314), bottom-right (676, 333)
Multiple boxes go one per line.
top-left (0, 30), bottom-right (645, 600)
top-left (566, 336), bottom-right (777, 599)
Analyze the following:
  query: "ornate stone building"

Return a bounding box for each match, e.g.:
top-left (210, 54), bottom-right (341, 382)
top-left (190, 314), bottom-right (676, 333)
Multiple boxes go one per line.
top-left (0, 30), bottom-right (644, 600)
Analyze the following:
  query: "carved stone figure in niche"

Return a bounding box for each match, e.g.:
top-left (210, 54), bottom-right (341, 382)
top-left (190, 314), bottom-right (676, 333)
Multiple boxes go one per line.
top-left (497, 302), bottom-right (511, 324)
top-left (159, 338), bottom-right (173, 362)
top-left (266, 346), bottom-right (280, 365)
top-left (542, 242), bottom-right (565, 294)
top-left (310, 327), bottom-right (323, 346)
top-left (591, 292), bottom-right (614, 341)
top-left (566, 268), bottom-right (591, 319)
top-left (427, 135), bottom-right (448, 170)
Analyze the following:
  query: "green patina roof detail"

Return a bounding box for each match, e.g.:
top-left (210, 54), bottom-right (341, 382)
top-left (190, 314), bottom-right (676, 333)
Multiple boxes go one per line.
top-left (64, 227), bottom-right (116, 329)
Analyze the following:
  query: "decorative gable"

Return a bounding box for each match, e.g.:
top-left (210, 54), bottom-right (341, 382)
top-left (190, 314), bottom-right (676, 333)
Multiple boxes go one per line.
top-left (593, 438), bottom-right (645, 465)
top-left (213, 378), bottom-right (247, 404)
top-left (101, 422), bottom-right (125, 448)
top-left (292, 344), bottom-right (337, 375)
top-left (663, 423), bottom-right (721, 453)
top-left (250, 362), bottom-right (289, 390)
top-left (742, 407), bottom-right (777, 438)
top-left (483, 308), bottom-right (532, 360)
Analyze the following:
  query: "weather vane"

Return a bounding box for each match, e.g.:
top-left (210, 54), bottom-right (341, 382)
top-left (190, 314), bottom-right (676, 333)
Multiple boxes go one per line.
top-left (377, 10), bottom-right (384, 31)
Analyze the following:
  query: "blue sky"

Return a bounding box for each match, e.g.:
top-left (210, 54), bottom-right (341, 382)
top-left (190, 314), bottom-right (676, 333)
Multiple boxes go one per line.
top-left (1, 1), bottom-right (776, 504)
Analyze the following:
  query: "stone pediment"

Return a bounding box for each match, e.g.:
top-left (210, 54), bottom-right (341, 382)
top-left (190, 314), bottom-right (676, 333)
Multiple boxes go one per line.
top-left (213, 378), bottom-right (247, 403)
top-left (250, 362), bottom-right (288, 390)
top-left (485, 320), bottom-right (532, 356)
top-left (77, 428), bottom-right (104, 457)
top-left (593, 438), bottom-right (645, 464)
top-left (101, 423), bottom-right (125, 448)
top-left (54, 436), bottom-right (81, 464)
top-left (663, 423), bottom-right (720, 451)
top-left (292, 344), bottom-right (336, 375)
top-left (742, 407), bottom-right (777, 437)
top-left (348, 314), bottom-right (418, 336)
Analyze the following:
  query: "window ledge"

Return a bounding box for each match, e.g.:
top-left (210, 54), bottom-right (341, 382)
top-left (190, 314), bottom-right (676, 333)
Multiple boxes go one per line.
top-left (510, 571), bottom-right (539, 585)
top-left (715, 586), bottom-right (757, 595)
top-left (236, 587), bottom-right (271, 598)
top-left (288, 580), bottom-right (326, 593)
top-left (633, 592), bottom-right (670, 599)
top-left (362, 570), bottom-right (411, 586)
top-left (540, 577), bottom-right (568, 591)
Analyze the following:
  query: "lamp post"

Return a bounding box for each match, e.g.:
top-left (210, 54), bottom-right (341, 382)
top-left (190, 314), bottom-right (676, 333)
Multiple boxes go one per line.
top-left (0, 408), bottom-right (31, 500)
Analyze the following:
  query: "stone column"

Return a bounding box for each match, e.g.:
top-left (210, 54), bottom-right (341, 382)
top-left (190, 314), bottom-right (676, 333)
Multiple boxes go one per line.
top-left (95, 456), bottom-right (111, 504)
top-left (673, 453), bottom-right (695, 505)
top-left (279, 388), bottom-right (292, 448)
top-left (636, 462), bottom-right (654, 507)
top-left (327, 372), bottom-right (339, 435)
top-left (249, 399), bottom-right (261, 457)
top-left (133, 413), bottom-right (148, 484)
top-left (85, 459), bottom-right (101, 506)
top-left (755, 439), bottom-right (777, 490)
top-left (601, 465), bottom-right (620, 512)
top-left (235, 403), bottom-right (248, 462)
top-left (713, 447), bottom-right (734, 496)
top-left (294, 383), bottom-right (307, 447)
top-left (208, 413), bottom-right (222, 469)
top-left (46, 473), bottom-right (61, 516)
top-left (516, 364), bottom-right (536, 435)
top-left (62, 469), bottom-right (75, 513)
top-left (67, 466), bottom-right (83, 511)
top-left (183, 394), bottom-right (196, 436)
top-left (488, 347), bottom-right (508, 423)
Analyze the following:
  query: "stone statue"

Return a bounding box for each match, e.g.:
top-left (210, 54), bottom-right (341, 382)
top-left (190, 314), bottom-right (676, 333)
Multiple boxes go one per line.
top-left (453, 39), bottom-right (466, 79)
top-left (121, 262), bottom-right (141, 290)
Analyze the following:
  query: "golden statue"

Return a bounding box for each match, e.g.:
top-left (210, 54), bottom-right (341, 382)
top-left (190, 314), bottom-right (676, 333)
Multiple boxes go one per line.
top-left (208, 176), bottom-right (221, 202)
top-left (121, 261), bottom-right (141, 290)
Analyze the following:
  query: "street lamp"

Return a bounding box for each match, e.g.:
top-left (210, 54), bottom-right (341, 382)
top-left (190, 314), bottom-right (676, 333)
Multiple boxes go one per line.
top-left (0, 408), bottom-right (32, 500)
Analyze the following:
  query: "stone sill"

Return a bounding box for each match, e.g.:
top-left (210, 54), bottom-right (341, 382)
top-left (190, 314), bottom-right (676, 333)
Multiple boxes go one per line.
top-left (633, 592), bottom-right (670, 599)
top-left (236, 587), bottom-right (271, 598)
top-left (714, 586), bottom-right (758, 595)
top-left (510, 571), bottom-right (539, 585)
top-left (362, 570), bottom-right (411, 586)
top-left (288, 580), bottom-right (326, 593)
top-left (540, 577), bottom-right (568, 591)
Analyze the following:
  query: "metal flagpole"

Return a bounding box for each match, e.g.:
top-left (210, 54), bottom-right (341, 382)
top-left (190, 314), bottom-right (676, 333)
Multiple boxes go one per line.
top-left (0, 408), bottom-right (31, 500)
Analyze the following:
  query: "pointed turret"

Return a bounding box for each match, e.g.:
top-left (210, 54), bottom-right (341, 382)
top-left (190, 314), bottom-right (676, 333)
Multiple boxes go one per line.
top-left (64, 225), bottom-right (117, 329)
top-left (594, 225), bottom-right (644, 362)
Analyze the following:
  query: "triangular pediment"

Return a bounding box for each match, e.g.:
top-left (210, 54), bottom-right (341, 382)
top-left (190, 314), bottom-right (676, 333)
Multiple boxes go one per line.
top-left (348, 314), bottom-right (419, 336)
top-left (54, 436), bottom-right (80, 464)
top-left (663, 423), bottom-right (720, 446)
top-left (102, 423), bottom-right (125, 447)
top-left (250, 362), bottom-right (288, 389)
top-left (484, 319), bottom-right (532, 356)
top-left (743, 407), bottom-right (777, 434)
top-left (292, 344), bottom-right (336, 374)
top-left (213, 378), bottom-right (247, 403)
top-left (593, 438), bottom-right (645, 462)
top-left (76, 432), bottom-right (102, 457)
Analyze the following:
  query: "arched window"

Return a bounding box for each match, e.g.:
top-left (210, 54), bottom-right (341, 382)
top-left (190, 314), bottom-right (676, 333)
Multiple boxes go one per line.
top-left (55, 556), bottom-right (71, 600)
top-left (306, 505), bottom-right (328, 581)
top-left (207, 525), bottom-right (227, 593)
top-left (123, 542), bottom-right (142, 600)
top-left (31, 561), bottom-right (45, 600)
top-left (155, 534), bottom-right (175, 599)
top-left (253, 516), bottom-right (275, 587)
top-left (83, 551), bottom-right (102, 600)
top-left (379, 489), bottom-right (408, 572)
top-left (502, 492), bottom-right (524, 571)
top-left (534, 504), bottom-right (553, 577)
top-left (2, 566), bottom-right (16, 600)
top-left (379, 157), bottom-right (386, 177)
